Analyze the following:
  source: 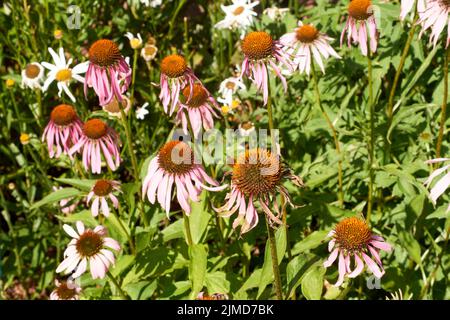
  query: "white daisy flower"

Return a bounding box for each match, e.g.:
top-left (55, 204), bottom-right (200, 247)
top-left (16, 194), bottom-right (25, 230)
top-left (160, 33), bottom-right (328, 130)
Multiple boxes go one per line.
top-left (41, 47), bottom-right (88, 103)
top-left (218, 76), bottom-right (246, 102)
top-left (125, 32), bottom-right (143, 49)
top-left (215, 0), bottom-right (259, 37)
top-left (140, 0), bottom-right (163, 7)
top-left (136, 102), bottom-right (149, 120)
top-left (21, 62), bottom-right (44, 90)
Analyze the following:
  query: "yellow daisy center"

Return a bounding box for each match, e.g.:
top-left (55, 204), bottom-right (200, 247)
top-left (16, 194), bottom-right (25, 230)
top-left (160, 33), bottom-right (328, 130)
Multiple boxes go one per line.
top-left (55, 69), bottom-right (72, 82)
top-left (233, 6), bottom-right (245, 15)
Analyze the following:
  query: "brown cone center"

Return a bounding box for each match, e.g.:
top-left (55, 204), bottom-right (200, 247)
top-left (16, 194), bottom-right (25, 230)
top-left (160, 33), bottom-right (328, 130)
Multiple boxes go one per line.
top-left (348, 0), bottom-right (373, 20)
top-left (296, 25), bottom-right (320, 43)
top-left (93, 179), bottom-right (113, 196)
top-left (182, 83), bottom-right (208, 108)
top-left (160, 54), bottom-right (187, 78)
top-left (241, 31), bottom-right (274, 60)
top-left (25, 64), bottom-right (41, 78)
top-left (89, 39), bottom-right (122, 67)
top-left (83, 119), bottom-right (108, 139)
top-left (158, 141), bottom-right (194, 175)
top-left (334, 217), bottom-right (372, 251)
top-left (50, 104), bottom-right (77, 126)
top-left (75, 230), bottom-right (103, 258)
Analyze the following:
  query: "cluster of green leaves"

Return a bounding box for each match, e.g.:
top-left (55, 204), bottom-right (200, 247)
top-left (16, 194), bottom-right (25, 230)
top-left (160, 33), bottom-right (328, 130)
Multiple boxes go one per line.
top-left (0, 0), bottom-right (448, 300)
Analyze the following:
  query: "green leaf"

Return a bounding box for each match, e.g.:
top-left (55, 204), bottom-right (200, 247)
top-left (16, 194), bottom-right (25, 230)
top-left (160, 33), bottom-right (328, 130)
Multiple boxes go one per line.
top-left (189, 191), bottom-right (211, 244)
top-left (124, 280), bottom-right (157, 300)
top-left (398, 230), bottom-right (421, 265)
top-left (205, 271), bottom-right (230, 294)
top-left (53, 178), bottom-right (96, 192)
top-left (55, 210), bottom-right (97, 227)
top-left (189, 243), bottom-right (207, 299)
top-left (301, 265), bottom-right (325, 300)
top-left (291, 230), bottom-right (329, 255)
top-left (30, 187), bottom-right (83, 210)
top-left (162, 219), bottom-right (184, 242)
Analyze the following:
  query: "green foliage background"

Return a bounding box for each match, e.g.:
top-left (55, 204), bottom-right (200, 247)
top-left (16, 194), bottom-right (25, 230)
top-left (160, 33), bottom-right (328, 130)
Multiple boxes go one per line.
top-left (0, 0), bottom-right (449, 300)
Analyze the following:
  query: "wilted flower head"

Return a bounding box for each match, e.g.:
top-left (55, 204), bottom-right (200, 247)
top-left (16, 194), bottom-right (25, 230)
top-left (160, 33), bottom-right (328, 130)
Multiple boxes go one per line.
top-left (323, 217), bottom-right (392, 287)
top-left (340, 0), bottom-right (378, 56)
top-left (240, 31), bottom-right (295, 105)
top-left (85, 39), bottom-right (131, 106)
top-left (102, 96), bottom-right (131, 118)
top-left (281, 21), bottom-right (341, 75)
top-left (69, 118), bottom-right (121, 174)
top-left (42, 104), bottom-right (83, 159)
top-left (141, 44), bottom-right (158, 61)
top-left (142, 141), bottom-right (226, 215)
top-left (50, 279), bottom-right (81, 300)
top-left (56, 221), bottom-right (120, 279)
top-left (215, 148), bottom-right (303, 234)
top-left (21, 62), bottom-right (44, 90)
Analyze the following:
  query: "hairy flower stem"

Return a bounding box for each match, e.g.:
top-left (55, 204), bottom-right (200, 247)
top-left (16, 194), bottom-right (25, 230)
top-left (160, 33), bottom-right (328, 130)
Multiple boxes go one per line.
top-left (386, 18), bottom-right (417, 161)
top-left (367, 51), bottom-right (375, 225)
top-left (311, 59), bottom-right (344, 207)
top-left (118, 104), bottom-right (148, 228)
top-left (266, 88), bottom-right (283, 300)
top-left (436, 46), bottom-right (449, 159)
top-left (106, 271), bottom-right (129, 300)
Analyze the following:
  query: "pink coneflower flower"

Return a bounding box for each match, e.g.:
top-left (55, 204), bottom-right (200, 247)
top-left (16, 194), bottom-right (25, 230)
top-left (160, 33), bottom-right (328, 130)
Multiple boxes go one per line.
top-left (240, 31), bottom-right (294, 105)
top-left (323, 217), bottom-right (392, 287)
top-left (176, 83), bottom-right (220, 138)
top-left (69, 118), bottom-right (121, 174)
top-left (341, 0), bottom-right (378, 56)
top-left (49, 279), bottom-right (81, 300)
top-left (56, 221), bottom-right (120, 279)
top-left (142, 141), bottom-right (226, 215)
top-left (215, 148), bottom-right (303, 234)
top-left (400, 0), bottom-right (425, 21)
top-left (42, 104), bottom-right (83, 159)
top-left (281, 22), bottom-right (341, 75)
top-left (84, 39), bottom-right (131, 106)
top-left (424, 157), bottom-right (450, 211)
top-left (87, 179), bottom-right (121, 217)
top-left (159, 54), bottom-right (201, 115)
top-left (418, 0), bottom-right (450, 48)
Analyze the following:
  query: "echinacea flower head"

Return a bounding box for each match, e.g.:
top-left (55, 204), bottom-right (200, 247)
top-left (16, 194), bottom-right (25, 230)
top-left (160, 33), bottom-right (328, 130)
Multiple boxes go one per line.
top-left (424, 157), bottom-right (450, 210)
top-left (142, 141), bottom-right (226, 215)
top-left (240, 31), bottom-right (294, 105)
top-left (56, 221), bottom-right (120, 279)
top-left (141, 44), bottom-right (158, 61)
top-left (125, 32), bottom-right (143, 49)
top-left (281, 21), bottom-right (341, 75)
top-left (102, 96), bottom-right (131, 118)
top-left (42, 104), bottom-right (83, 159)
top-left (85, 39), bottom-right (131, 106)
top-left (215, 148), bottom-right (303, 234)
top-left (21, 62), bottom-right (44, 90)
top-left (69, 118), bottom-right (121, 174)
top-left (87, 179), bottom-right (121, 218)
top-left (340, 0), bottom-right (378, 56)
top-left (323, 217), bottom-right (392, 287)
top-left (215, 0), bottom-right (259, 37)
top-left (400, 0), bottom-right (426, 21)
top-left (42, 47), bottom-right (88, 102)
top-left (418, 0), bottom-right (450, 48)
top-left (159, 54), bottom-right (201, 115)
top-left (176, 83), bottom-right (220, 138)
top-left (50, 279), bottom-right (81, 300)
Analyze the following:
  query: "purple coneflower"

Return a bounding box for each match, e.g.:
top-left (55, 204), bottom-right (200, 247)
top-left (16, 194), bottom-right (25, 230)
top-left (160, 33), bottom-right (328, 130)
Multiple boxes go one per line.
top-left (418, 0), bottom-right (450, 48)
top-left (49, 279), bottom-right (81, 300)
top-left (87, 179), bottom-right (121, 217)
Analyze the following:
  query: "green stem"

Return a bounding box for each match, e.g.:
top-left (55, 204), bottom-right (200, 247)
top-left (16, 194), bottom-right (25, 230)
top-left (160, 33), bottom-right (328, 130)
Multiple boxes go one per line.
top-left (266, 217), bottom-right (283, 300)
top-left (366, 51), bottom-right (375, 225)
top-left (106, 271), bottom-right (129, 300)
top-left (386, 17), bottom-right (417, 160)
top-left (311, 58), bottom-right (344, 207)
top-left (266, 88), bottom-right (283, 300)
top-left (112, 208), bottom-right (136, 256)
top-left (118, 104), bottom-right (148, 228)
top-left (129, 49), bottom-right (139, 107)
top-left (183, 213), bottom-right (193, 246)
top-left (436, 46), bottom-right (449, 159)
